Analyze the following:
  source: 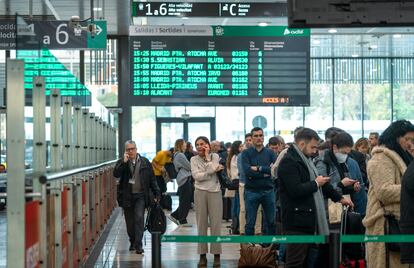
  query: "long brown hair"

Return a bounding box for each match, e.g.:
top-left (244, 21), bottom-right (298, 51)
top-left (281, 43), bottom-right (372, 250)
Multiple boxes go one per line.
top-left (174, 139), bottom-right (185, 153)
top-left (226, 140), bottom-right (242, 171)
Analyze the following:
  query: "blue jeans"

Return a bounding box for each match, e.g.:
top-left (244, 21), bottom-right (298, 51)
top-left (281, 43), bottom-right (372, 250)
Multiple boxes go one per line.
top-left (244, 189), bottom-right (276, 236)
top-left (231, 192), bottom-right (240, 232)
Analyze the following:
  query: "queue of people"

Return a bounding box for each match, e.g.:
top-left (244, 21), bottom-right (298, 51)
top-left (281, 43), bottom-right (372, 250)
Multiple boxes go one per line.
top-left (113, 120), bottom-right (414, 267)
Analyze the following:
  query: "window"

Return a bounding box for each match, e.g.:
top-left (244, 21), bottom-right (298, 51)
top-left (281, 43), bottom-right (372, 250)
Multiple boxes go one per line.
top-left (131, 107), bottom-right (156, 159)
top-left (245, 107), bottom-right (274, 140)
top-left (216, 107), bottom-right (244, 142)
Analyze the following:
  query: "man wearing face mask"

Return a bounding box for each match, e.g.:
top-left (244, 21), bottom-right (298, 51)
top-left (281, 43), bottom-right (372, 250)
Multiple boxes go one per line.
top-left (315, 131), bottom-right (367, 217)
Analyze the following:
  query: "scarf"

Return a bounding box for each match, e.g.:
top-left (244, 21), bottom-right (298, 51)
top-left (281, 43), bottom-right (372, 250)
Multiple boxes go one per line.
top-left (292, 143), bottom-right (330, 236)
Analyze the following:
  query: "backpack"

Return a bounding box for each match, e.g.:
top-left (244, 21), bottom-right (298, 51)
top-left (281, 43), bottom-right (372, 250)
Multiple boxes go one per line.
top-left (145, 203), bottom-right (167, 234)
top-left (164, 162), bottom-right (178, 180)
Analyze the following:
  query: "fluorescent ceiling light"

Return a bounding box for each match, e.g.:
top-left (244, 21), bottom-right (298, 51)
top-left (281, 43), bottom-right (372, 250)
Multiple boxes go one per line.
top-left (312, 39), bottom-right (321, 45)
top-left (181, 17), bottom-right (189, 20)
top-left (393, 34), bottom-right (402, 38)
top-left (328, 28), bottom-right (337, 34)
top-left (93, 7), bottom-right (102, 11)
top-left (351, 54), bottom-right (359, 57)
top-left (258, 22), bottom-right (268, 27)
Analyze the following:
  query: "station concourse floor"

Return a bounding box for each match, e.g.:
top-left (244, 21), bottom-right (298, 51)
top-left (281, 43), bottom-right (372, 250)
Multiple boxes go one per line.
top-left (0, 196), bottom-right (245, 268)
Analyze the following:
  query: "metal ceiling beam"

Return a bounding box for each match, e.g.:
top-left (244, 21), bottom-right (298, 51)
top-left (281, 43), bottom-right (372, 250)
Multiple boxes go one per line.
top-left (43, 0), bottom-right (61, 20)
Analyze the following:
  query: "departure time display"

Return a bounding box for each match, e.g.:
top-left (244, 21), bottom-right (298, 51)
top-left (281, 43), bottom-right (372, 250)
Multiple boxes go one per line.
top-left (130, 26), bottom-right (310, 106)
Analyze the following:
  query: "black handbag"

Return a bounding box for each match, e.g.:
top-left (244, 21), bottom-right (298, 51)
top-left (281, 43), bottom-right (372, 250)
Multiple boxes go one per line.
top-left (384, 212), bottom-right (401, 252)
top-left (216, 170), bottom-right (239, 190)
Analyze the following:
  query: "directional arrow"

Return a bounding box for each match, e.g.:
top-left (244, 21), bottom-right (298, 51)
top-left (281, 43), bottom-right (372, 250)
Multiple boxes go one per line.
top-left (95, 24), bottom-right (102, 36)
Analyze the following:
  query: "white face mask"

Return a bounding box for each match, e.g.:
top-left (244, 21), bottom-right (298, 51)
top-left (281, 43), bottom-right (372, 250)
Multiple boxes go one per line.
top-left (335, 152), bottom-right (348, 163)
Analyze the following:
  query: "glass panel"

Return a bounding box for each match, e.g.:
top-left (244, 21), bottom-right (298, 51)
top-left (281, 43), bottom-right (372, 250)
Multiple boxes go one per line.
top-left (245, 107), bottom-right (274, 139)
top-left (131, 107), bottom-right (156, 159)
top-left (188, 122), bottom-right (211, 145)
top-left (393, 59), bottom-right (414, 122)
top-left (185, 106), bottom-right (215, 117)
top-left (156, 106), bottom-right (186, 117)
top-left (161, 122), bottom-right (184, 150)
top-left (306, 58), bottom-right (333, 134)
top-left (275, 107), bottom-right (304, 143)
top-left (84, 39), bottom-right (118, 107)
top-left (363, 58), bottom-right (391, 136)
top-left (0, 51), bottom-right (5, 107)
top-left (0, 109), bottom-right (5, 172)
top-left (216, 107), bottom-right (244, 142)
top-left (333, 59), bottom-right (362, 140)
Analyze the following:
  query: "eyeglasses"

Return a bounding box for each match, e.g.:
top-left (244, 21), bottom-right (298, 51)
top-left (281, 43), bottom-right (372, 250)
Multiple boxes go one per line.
top-left (253, 134), bottom-right (263, 138)
top-left (126, 147), bottom-right (136, 152)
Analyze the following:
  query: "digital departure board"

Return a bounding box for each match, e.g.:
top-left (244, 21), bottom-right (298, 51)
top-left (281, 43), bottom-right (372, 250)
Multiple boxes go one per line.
top-left (17, 49), bottom-right (91, 105)
top-left (130, 26), bottom-right (310, 106)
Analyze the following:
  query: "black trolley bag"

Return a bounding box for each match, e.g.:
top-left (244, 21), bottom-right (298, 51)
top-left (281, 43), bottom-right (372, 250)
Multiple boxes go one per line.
top-left (340, 206), bottom-right (366, 267)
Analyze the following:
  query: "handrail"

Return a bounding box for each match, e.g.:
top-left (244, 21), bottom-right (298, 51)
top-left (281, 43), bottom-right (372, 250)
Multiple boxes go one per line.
top-left (0, 159), bottom-right (118, 183)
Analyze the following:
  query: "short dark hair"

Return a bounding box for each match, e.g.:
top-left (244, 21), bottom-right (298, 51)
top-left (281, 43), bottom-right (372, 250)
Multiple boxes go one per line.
top-left (325, 127), bottom-right (344, 141)
top-left (293, 126), bottom-right (305, 138)
top-left (269, 136), bottom-right (282, 145)
top-left (295, 128), bottom-right (320, 143)
top-left (369, 132), bottom-right (379, 138)
top-left (245, 133), bottom-right (252, 139)
top-left (251, 127), bottom-right (263, 135)
top-left (331, 132), bottom-right (354, 149)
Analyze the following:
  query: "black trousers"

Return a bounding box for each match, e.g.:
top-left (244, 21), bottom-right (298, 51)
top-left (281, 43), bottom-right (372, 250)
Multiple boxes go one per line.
top-left (284, 230), bottom-right (312, 268)
top-left (123, 193), bottom-right (146, 250)
top-left (156, 175), bottom-right (167, 193)
top-left (171, 178), bottom-right (192, 224)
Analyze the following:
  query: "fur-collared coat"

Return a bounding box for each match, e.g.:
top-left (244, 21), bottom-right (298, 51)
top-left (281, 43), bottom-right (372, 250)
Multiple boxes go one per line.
top-left (363, 146), bottom-right (409, 268)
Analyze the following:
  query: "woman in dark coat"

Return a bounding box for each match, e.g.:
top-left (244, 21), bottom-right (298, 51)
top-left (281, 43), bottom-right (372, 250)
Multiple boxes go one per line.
top-left (401, 160), bottom-right (414, 264)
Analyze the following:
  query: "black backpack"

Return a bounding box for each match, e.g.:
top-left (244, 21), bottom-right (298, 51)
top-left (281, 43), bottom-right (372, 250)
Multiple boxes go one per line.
top-left (145, 203), bottom-right (167, 234)
top-left (164, 162), bottom-right (178, 180)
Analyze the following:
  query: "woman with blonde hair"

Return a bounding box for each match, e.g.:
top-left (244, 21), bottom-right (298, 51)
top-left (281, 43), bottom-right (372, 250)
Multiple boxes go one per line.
top-left (168, 139), bottom-right (192, 226)
top-left (363, 120), bottom-right (414, 268)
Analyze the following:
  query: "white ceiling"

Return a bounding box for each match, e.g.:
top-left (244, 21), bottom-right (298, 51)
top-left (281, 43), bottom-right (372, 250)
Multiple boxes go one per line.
top-left (1, 0), bottom-right (414, 56)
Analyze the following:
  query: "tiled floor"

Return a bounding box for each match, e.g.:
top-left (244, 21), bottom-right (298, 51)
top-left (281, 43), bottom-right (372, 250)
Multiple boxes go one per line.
top-left (94, 197), bottom-right (241, 268)
top-left (0, 197), bottom-right (242, 268)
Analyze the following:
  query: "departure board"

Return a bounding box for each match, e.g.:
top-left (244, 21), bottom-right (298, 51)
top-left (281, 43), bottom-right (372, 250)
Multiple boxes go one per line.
top-left (130, 26), bottom-right (310, 106)
top-left (17, 49), bottom-right (91, 106)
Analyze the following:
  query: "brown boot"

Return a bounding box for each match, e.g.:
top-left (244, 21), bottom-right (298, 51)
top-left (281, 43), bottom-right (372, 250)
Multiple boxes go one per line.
top-left (198, 254), bottom-right (207, 267)
top-left (213, 254), bottom-right (220, 267)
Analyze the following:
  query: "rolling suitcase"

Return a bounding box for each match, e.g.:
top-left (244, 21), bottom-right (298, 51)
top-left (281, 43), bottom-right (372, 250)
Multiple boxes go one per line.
top-left (340, 206), bottom-right (366, 268)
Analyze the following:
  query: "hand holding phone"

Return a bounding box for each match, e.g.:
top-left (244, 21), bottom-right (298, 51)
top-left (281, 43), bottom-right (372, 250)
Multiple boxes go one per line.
top-left (123, 152), bottom-right (129, 163)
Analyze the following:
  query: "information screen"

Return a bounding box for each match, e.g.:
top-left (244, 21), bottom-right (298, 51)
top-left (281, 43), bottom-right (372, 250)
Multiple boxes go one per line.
top-left (130, 26), bottom-right (310, 106)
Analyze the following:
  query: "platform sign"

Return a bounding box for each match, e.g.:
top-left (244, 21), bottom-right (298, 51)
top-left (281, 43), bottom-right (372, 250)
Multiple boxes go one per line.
top-left (25, 201), bottom-right (40, 268)
top-left (129, 26), bottom-right (310, 106)
top-left (0, 19), bottom-right (106, 50)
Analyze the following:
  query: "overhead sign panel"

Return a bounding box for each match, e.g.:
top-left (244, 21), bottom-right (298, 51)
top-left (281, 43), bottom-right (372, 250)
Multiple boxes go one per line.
top-left (0, 20), bottom-right (106, 50)
top-left (132, 2), bottom-right (287, 17)
top-left (129, 26), bottom-right (310, 106)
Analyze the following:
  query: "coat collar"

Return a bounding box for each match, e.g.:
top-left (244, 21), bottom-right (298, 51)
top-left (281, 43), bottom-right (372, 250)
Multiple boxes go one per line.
top-left (371, 146), bottom-right (407, 175)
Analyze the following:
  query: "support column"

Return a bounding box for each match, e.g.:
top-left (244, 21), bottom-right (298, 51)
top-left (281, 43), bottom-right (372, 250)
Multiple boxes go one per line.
top-left (50, 89), bottom-right (61, 172)
top-left (32, 76), bottom-right (47, 267)
top-left (73, 105), bottom-right (82, 167)
top-left (6, 59), bottom-right (25, 268)
top-left (62, 97), bottom-right (72, 170)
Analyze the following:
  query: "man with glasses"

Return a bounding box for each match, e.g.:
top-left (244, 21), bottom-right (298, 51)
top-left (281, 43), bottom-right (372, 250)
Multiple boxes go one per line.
top-left (241, 127), bottom-right (277, 236)
top-left (113, 140), bottom-right (160, 254)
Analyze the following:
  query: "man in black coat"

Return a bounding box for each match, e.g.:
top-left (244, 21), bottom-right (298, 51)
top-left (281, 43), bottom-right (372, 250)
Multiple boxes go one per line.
top-left (278, 128), bottom-right (353, 267)
top-left (113, 140), bottom-right (160, 254)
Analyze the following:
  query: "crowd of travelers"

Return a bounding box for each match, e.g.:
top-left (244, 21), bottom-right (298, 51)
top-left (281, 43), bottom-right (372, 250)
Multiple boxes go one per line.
top-left (113, 119), bottom-right (414, 268)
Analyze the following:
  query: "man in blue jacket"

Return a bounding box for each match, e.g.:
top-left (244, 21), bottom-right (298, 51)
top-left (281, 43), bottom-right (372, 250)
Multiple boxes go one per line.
top-left (242, 127), bottom-right (277, 236)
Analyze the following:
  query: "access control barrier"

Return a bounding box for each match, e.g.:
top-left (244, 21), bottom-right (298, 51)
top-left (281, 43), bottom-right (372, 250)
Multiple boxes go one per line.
top-left (152, 233), bottom-right (414, 268)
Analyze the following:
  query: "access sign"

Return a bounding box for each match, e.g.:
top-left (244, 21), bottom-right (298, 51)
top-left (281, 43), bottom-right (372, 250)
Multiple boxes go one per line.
top-left (0, 20), bottom-right (107, 50)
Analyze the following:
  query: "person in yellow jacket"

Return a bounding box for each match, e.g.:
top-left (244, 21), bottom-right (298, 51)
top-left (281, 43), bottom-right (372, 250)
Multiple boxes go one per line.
top-left (152, 148), bottom-right (173, 194)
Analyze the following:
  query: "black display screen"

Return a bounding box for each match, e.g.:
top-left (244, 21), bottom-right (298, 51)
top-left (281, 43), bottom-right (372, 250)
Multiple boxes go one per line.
top-left (129, 26), bottom-right (310, 106)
